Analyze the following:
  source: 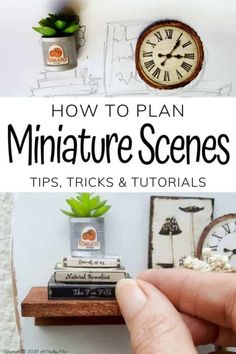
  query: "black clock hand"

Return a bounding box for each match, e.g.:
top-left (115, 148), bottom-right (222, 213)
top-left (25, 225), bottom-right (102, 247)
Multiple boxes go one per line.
top-left (170, 39), bottom-right (181, 53)
top-left (158, 53), bottom-right (184, 59)
top-left (160, 39), bottom-right (181, 66)
top-left (224, 248), bottom-right (236, 254)
top-left (172, 54), bottom-right (184, 59)
top-left (223, 248), bottom-right (236, 261)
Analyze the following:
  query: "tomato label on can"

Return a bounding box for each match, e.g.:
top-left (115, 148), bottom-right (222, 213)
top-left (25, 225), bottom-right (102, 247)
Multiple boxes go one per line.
top-left (47, 45), bottom-right (69, 65)
top-left (78, 226), bottom-right (101, 250)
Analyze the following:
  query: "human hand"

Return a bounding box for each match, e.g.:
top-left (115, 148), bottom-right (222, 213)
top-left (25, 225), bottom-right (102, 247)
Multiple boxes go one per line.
top-left (116, 268), bottom-right (236, 354)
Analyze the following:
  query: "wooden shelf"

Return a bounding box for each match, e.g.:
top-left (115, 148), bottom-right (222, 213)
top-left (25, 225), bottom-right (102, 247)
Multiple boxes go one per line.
top-left (21, 287), bottom-right (124, 326)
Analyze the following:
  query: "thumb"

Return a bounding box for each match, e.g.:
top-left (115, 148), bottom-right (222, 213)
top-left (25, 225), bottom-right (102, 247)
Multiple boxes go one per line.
top-left (116, 279), bottom-right (197, 354)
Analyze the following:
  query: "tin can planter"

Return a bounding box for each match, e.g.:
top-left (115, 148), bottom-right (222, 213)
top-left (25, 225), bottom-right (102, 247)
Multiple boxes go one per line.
top-left (69, 217), bottom-right (105, 257)
top-left (42, 35), bottom-right (77, 72)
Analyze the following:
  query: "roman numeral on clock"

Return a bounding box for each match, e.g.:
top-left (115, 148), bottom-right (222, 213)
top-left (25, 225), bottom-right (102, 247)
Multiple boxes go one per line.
top-left (184, 53), bottom-right (195, 59)
top-left (152, 67), bottom-right (161, 79)
top-left (165, 29), bottom-right (173, 39)
top-left (181, 61), bottom-right (192, 72)
top-left (164, 71), bottom-right (170, 81)
top-left (182, 40), bottom-right (191, 48)
top-left (212, 232), bottom-right (223, 242)
top-left (221, 223), bottom-right (231, 235)
top-left (146, 40), bottom-right (156, 48)
top-left (154, 31), bottom-right (163, 42)
top-left (144, 60), bottom-right (155, 71)
top-left (143, 51), bottom-right (153, 57)
top-left (176, 69), bottom-right (183, 79)
top-left (208, 245), bottom-right (218, 251)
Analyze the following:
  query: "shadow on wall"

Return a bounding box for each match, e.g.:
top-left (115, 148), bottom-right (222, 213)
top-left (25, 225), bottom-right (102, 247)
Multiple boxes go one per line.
top-left (47, 0), bottom-right (85, 15)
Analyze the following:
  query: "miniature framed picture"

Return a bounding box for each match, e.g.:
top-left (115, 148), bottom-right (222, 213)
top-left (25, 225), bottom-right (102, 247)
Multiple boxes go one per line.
top-left (148, 196), bottom-right (214, 268)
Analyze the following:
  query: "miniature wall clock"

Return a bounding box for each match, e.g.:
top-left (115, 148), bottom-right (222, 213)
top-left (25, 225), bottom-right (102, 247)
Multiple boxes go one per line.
top-left (197, 214), bottom-right (236, 267)
top-left (135, 21), bottom-right (204, 89)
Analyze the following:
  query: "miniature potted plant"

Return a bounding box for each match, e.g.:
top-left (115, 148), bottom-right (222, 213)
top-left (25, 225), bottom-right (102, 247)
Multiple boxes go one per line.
top-left (61, 193), bottom-right (111, 257)
top-left (33, 13), bottom-right (80, 71)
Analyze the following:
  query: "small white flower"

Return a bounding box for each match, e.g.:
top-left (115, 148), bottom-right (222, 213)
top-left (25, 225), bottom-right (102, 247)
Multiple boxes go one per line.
top-left (221, 256), bottom-right (229, 263)
top-left (208, 256), bottom-right (217, 264)
top-left (181, 250), bottom-right (234, 273)
top-left (192, 263), bottom-right (201, 270)
top-left (183, 256), bottom-right (194, 267)
top-left (214, 254), bottom-right (223, 261)
top-left (202, 248), bottom-right (212, 261)
top-left (224, 264), bottom-right (232, 270)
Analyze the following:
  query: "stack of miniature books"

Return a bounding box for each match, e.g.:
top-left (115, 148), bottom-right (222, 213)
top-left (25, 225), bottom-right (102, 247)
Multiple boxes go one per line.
top-left (48, 256), bottom-right (130, 300)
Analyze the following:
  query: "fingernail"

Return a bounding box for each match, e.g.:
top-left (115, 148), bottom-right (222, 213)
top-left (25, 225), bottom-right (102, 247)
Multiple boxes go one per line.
top-left (116, 279), bottom-right (147, 321)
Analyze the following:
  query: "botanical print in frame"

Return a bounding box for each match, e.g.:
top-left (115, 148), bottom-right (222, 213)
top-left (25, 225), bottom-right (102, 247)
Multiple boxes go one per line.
top-left (148, 196), bottom-right (214, 268)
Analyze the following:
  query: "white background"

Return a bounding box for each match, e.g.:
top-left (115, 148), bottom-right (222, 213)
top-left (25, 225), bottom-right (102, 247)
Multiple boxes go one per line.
top-left (0, 97), bottom-right (235, 192)
top-left (0, 0), bottom-right (235, 352)
top-left (0, 0), bottom-right (236, 96)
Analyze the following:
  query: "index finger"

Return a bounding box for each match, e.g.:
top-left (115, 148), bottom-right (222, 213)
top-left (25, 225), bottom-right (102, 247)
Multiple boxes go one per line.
top-left (138, 268), bottom-right (236, 331)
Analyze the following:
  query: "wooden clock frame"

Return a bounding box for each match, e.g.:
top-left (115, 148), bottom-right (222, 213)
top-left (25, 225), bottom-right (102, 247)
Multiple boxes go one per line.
top-left (135, 20), bottom-right (204, 90)
top-left (196, 213), bottom-right (236, 259)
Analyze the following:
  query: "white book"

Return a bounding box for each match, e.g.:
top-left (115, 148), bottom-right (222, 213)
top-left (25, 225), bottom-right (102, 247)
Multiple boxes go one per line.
top-left (54, 263), bottom-right (127, 283)
top-left (63, 256), bottom-right (121, 268)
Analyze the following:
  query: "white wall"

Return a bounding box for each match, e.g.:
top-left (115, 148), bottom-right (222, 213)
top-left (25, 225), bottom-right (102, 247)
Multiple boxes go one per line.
top-left (0, 0), bottom-right (236, 96)
top-left (12, 192), bottom-right (236, 354)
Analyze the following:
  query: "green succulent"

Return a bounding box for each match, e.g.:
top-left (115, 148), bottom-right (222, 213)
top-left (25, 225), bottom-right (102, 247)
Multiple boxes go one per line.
top-left (33, 13), bottom-right (80, 37)
top-left (61, 193), bottom-right (111, 218)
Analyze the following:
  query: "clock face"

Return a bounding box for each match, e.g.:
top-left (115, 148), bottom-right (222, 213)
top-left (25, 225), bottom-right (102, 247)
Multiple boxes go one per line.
top-left (135, 21), bottom-right (204, 89)
top-left (197, 214), bottom-right (236, 267)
